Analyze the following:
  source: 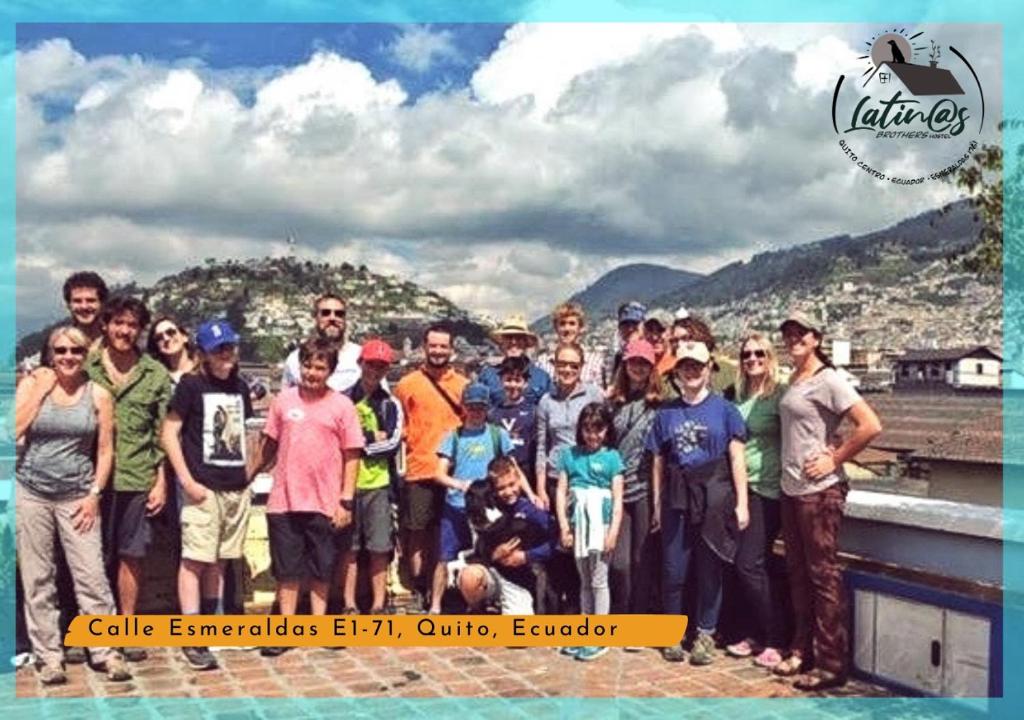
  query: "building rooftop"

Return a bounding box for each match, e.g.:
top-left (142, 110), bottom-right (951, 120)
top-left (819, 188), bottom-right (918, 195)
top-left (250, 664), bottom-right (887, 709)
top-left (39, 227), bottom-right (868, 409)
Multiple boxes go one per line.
top-left (897, 346), bottom-right (1002, 363)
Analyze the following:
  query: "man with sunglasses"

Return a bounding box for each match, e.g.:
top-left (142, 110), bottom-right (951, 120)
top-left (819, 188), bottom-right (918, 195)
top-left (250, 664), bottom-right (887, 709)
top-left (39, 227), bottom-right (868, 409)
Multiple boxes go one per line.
top-left (281, 293), bottom-right (363, 394)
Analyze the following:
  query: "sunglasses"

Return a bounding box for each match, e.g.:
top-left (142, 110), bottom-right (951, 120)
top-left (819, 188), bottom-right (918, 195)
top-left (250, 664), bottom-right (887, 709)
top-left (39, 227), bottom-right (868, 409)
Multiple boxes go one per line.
top-left (741, 349), bottom-right (767, 360)
top-left (52, 345), bottom-right (87, 357)
top-left (154, 327), bottom-right (179, 342)
top-left (555, 361), bottom-right (581, 370)
top-left (318, 308), bottom-right (346, 318)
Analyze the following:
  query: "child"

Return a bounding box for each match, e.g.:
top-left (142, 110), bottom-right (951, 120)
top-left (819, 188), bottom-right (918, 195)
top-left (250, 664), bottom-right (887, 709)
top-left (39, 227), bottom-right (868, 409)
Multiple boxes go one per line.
top-left (431, 382), bottom-right (514, 614)
top-left (342, 339), bottom-right (403, 613)
top-left (251, 337), bottom-right (364, 656)
top-left (555, 402), bottom-right (624, 662)
top-left (646, 341), bottom-right (749, 665)
top-left (488, 356), bottom-right (537, 492)
top-left (161, 319), bottom-right (253, 671)
top-left (457, 457), bottom-right (555, 614)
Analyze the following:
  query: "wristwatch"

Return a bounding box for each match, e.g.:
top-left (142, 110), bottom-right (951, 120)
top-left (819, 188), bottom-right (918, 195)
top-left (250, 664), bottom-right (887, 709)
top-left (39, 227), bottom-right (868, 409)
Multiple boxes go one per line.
top-left (339, 498), bottom-right (354, 511)
top-left (88, 484), bottom-right (103, 498)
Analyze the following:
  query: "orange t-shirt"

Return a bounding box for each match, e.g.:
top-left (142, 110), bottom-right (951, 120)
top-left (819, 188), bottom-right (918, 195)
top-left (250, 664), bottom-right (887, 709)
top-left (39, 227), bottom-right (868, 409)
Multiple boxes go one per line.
top-left (656, 352), bottom-right (677, 376)
top-left (394, 367), bottom-right (470, 482)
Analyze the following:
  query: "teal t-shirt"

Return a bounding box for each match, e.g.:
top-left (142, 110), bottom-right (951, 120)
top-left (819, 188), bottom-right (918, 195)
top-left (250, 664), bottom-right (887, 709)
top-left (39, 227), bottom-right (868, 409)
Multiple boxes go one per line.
top-left (734, 385), bottom-right (784, 499)
top-left (558, 446), bottom-right (624, 491)
top-left (437, 424), bottom-right (514, 508)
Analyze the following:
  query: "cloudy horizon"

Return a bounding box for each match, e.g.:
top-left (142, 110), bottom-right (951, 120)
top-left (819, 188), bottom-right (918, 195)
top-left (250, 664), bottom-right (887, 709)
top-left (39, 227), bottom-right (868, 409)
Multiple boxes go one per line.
top-left (15, 23), bottom-right (1002, 335)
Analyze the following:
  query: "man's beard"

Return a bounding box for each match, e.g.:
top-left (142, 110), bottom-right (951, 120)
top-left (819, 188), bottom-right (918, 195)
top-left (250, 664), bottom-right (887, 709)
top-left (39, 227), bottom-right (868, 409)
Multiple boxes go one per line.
top-left (426, 353), bottom-right (450, 369)
top-left (318, 325), bottom-right (344, 343)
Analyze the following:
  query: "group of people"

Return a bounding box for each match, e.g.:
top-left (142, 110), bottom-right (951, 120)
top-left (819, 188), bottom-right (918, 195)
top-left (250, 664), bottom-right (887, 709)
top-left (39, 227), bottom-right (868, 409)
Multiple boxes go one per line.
top-left (14, 269), bottom-right (882, 694)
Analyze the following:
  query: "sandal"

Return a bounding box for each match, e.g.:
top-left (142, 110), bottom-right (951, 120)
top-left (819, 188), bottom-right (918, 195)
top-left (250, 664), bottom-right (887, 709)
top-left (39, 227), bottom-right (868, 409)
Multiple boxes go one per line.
top-left (773, 653), bottom-right (805, 677)
top-left (753, 647), bottom-right (783, 669)
top-left (725, 638), bottom-right (755, 658)
top-left (794, 669), bottom-right (847, 692)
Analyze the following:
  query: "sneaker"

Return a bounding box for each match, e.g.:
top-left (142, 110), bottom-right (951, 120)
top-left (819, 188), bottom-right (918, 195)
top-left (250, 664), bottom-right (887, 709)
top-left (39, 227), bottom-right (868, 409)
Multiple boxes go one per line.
top-left (39, 662), bottom-right (67, 685)
top-left (559, 646), bottom-right (580, 657)
top-left (725, 638), bottom-right (755, 658)
top-left (660, 643), bottom-right (687, 662)
top-left (122, 647), bottom-right (148, 662)
top-left (182, 646), bottom-right (218, 670)
top-left (259, 646), bottom-right (288, 658)
top-left (63, 646), bottom-right (88, 665)
top-left (104, 655), bottom-right (132, 682)
top-left (690, 632), bottom-right (716, 666)
top-left (575, 646), bottom-right (609, 662)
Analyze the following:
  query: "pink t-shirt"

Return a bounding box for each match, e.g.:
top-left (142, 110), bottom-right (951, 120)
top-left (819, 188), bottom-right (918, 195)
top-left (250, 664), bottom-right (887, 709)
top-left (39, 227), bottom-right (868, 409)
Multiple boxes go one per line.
top-left (264, 387), bottom-right (365, 517)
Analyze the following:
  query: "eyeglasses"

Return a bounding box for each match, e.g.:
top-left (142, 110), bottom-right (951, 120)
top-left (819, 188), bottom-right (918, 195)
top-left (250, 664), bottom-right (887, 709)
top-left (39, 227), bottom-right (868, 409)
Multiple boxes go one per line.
top-left (555, 361), bottom-right (581, 370)
top-left (154, 327), bottom-right (179, 342)
top-left (318, 308), bottom-right (346, 318)
top-left (740, 349), bottom-right (767, 361)
top-left (52, 346), bottom-right (87, 357)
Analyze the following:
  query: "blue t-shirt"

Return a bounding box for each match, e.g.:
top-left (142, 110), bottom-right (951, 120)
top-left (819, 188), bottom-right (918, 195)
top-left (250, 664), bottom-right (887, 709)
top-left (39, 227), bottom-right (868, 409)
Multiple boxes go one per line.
top-left (489, 401), bottom-right (536, 481)
top-left (558, 446), bottom-right (624, 491)
top-left (437, 423), bottom-right (514, 508)
top-left (645, 393), bottom-right (747, 468)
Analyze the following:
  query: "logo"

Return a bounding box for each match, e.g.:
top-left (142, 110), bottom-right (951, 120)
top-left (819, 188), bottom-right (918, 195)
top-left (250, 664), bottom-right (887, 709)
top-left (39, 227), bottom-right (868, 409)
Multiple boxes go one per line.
top-left (830, 29), bottom-right (984, 184)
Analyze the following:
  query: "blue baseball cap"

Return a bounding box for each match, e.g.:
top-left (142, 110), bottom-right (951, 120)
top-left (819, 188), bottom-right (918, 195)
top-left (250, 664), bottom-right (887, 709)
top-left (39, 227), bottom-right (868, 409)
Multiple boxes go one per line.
top-left (196, 319), bottom-right (240, 353)
top-left (618, 301), bottom-right (647, 325)
top-left (462, 382), bottom-right (491, 407)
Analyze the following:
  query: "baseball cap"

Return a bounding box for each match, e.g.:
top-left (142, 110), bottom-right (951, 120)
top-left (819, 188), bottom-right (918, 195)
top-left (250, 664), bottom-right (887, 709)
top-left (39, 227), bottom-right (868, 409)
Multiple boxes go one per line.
top-left (195, 319), bottom-right (240, 353)
top-left (674, 341), bottom-right (711, 366)
top-left (623, 339), bottom-right (657, 366)
top-left (643, 309), bottom-right (674, 332)
top-left (360, 338), bottom-right (394, 364)
top-left (462, 383), bottom-right (491, 407)
top-left (780, 310), bottom-right (824, 336)
top-left (618, 301), bottom-right (647, 325)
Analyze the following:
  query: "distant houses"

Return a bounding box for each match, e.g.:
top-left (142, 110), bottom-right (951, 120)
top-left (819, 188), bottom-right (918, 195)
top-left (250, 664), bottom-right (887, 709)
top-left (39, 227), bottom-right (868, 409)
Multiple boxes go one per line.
top-left (894, 346), bottom-right (1002, 391)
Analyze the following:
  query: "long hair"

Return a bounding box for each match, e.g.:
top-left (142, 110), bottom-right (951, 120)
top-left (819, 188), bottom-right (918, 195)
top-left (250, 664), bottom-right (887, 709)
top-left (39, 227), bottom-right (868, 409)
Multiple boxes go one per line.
top-left (197, 347), bottom-right (241, 382)
top-left (736, 332), bottom-right (778, 401)
top-left (146, 315), bottom-right (197, 371)
top-left (575, 402), bottom-right (616, 448)
top-left (609, 359), bottom-right (662, 407)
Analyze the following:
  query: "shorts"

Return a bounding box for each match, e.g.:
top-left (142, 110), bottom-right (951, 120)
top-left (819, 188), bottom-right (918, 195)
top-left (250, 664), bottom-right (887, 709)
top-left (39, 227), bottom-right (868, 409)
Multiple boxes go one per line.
top-left (351, 487), bottom-right (393, 553)
top-left (400, 480), bottom-right (443, 532)
top-left (180, 487), bottom-right (251, 564)
top-left (439, 504), bottom-right (472, 562)
top-left (267, 512), bottom-right (338, 582)
top-left (107, 491), bottom-right (153, 560)
top-left (480, 567), bottom-right (535, 615)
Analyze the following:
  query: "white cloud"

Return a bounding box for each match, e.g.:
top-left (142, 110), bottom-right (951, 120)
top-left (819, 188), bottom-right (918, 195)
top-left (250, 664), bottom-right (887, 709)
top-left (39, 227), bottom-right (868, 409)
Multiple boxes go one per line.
top-left (387, 25), bottom-right (462, 73)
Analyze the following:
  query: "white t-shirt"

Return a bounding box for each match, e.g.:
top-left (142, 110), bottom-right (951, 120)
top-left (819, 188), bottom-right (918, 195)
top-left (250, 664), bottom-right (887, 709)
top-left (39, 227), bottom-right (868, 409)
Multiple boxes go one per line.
top-left (281, 340), bottom-right (362, 394)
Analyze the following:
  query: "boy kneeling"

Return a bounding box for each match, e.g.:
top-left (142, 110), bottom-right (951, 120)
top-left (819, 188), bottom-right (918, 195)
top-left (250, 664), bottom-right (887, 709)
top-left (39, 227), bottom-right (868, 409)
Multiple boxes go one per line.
top-left (459, 457), bottom-right (555, 615)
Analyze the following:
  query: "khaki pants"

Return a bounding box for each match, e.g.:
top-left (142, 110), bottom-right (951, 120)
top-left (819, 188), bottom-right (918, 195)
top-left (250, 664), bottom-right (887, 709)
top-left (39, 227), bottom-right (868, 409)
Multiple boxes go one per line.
top-left (16, 484), bottom-right (118, 665)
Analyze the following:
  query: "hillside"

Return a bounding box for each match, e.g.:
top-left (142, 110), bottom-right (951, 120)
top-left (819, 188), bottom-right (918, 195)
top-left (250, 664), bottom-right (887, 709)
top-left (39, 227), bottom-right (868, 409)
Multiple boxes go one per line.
top-left (17, 257), bottom-right (489, 363)
top-left (533, 263), bottom-right (701, 330)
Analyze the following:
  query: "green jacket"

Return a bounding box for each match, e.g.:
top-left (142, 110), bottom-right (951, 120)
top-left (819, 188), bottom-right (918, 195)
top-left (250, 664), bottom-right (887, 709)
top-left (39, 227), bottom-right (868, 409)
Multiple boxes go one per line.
top-left (85, 351), bottom-right (172, 492)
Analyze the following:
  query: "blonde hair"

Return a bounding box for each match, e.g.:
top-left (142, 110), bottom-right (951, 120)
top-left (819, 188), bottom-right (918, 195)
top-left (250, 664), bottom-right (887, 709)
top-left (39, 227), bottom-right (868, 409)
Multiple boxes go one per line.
top-left (737, 331), bottom-right (778, 400)
top-left (49, 325), bottom-right (89, 351)
top-left (551, 302), bottom-right (586, 329)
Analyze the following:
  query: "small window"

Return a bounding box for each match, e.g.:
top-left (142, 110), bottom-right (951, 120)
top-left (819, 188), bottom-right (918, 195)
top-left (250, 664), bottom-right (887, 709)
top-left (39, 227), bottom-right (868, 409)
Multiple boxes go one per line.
top-left (976, 362), bottom-right (984, 375)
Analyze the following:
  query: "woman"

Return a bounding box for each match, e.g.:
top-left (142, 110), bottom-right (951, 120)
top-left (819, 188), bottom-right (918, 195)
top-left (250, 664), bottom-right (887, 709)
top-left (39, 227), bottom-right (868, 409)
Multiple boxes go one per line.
top-left (14, 326), bottom-right (131, 684)
top-left (147, 315), bottom-right (197, 385)
top-left (774, 312), bottom-right (881, 690)
top-left (535, 342), bottom-right (605, 613)
top-left (607, 339), bottom-right (661, 623)
top-left (723, 332), bottom-right (785, 669)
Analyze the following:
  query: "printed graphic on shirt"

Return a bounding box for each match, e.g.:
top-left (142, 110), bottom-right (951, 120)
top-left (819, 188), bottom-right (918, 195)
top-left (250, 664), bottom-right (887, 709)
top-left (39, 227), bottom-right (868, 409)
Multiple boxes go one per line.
top-left (286, 406), bottom-right (306, 422)
top-left (496, 416), bottom-right (523, 449)
top-left (673, 419), bottom-right (708, 456)
top-left (203, 393), bottom-right (246, 466)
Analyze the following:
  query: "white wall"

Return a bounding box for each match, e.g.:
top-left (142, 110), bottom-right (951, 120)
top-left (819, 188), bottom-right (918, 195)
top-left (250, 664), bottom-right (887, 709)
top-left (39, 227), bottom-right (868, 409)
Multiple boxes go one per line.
top-left (953, 358), bottom-right (1001, 388)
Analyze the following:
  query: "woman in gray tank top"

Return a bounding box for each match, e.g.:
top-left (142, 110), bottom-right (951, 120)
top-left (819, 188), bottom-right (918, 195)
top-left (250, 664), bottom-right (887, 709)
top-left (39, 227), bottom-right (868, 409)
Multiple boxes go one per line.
top-left (14, 326), bottom-right (131, 685)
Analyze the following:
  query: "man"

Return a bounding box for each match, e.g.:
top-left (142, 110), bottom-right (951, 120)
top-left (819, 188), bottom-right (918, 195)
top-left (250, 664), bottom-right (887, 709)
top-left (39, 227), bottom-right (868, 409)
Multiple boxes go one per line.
top-left (85, 295), bottom-right (172, 663)
top-left (393, 324), bottom-right (469, 611)
top-left (281, 292), bottom-right (362, 393)
top-left (21, 271), bottom-right (109, 374)
top-left (535, 302), bottom-right (606, 387)
top-left (643, 310), bottom-right (677, 377)
top-left (477, 315), bottom-right (551, 406)
top-left (609, 301), bottom-right (646, 380)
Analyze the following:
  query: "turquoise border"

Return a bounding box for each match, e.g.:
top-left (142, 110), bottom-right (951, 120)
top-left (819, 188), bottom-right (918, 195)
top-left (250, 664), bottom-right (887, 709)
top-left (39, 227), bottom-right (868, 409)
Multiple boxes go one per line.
top-left (0, 2), bottom-right (1019, 718)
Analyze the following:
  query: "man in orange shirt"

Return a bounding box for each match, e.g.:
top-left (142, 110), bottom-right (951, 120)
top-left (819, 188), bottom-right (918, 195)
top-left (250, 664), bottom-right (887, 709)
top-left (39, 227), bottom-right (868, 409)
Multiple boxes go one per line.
top-left (393, 323), bottom-right (469, 612)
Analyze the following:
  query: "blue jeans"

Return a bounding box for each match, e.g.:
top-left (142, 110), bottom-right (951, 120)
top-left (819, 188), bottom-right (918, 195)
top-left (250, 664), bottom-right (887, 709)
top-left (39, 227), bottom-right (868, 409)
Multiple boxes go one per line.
top-left (660, 506), bottom-right (725, 634)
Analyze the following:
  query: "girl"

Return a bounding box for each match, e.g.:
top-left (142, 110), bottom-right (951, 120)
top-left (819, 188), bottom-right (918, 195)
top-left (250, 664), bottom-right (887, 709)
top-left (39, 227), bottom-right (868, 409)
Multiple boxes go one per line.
top-left (607, 339), bottom-right (662, 622)
top-left (556, 402), bottom-right (624, 662)
top-left (774, 312), bottom-right (881, 690)
top-left (147, 315), bottom-right (197, 385)
top-left (724, 332), bottom-right (786, 669)
top-left (15, 326), bottom-right (131, 684)
top-left (647, 340), bottom-right (750, 665)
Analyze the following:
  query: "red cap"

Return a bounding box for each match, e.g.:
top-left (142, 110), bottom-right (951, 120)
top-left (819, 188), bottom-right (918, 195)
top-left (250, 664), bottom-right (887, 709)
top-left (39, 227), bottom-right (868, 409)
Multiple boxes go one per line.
top-left (623, 338), bottom-right (656, 366)
top-left (360, 338), bottom-right (394, 364)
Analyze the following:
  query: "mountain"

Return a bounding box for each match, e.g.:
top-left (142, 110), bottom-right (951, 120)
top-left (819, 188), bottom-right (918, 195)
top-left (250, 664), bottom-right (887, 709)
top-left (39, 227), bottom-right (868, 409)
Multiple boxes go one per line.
top-left (17, 256), bottom-right (490, 363)
top-left (534, 263), bottom-right (701, 330)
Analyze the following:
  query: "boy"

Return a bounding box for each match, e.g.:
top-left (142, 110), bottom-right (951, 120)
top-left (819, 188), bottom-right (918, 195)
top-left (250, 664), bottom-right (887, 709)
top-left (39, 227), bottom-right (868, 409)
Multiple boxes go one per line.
top-left (488, 356), bottom-right (537, 491)
top-left (430, 383), bottom-right (514, 614)
top-left (458, 457), bottom-right (555, 615)
top-left (252, 337), bottom-right (364, 656)
top-left (341, 339), bottom-right (403, 613)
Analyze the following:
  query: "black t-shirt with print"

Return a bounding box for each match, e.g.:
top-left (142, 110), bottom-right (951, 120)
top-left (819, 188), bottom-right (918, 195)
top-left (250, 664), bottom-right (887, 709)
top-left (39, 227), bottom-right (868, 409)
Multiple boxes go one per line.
top-left (170, 373), bottom-right (253, 491)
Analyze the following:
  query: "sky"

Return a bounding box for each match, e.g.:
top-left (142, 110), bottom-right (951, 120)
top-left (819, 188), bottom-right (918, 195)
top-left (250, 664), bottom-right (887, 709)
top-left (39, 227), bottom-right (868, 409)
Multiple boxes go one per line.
top-left (14, 23), bottom-right (1002, 334)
